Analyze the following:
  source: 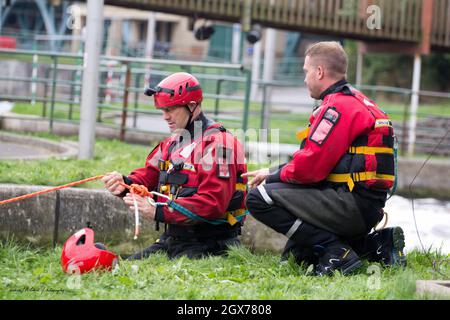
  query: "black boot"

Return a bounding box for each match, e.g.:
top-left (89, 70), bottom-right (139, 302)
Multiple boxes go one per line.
top-left (281, 239), bottom-right (317, 267)
top-left (290, 222), bottom-right (363, 276)
top-left (348, 227), bottom-right (406, 267)
top-left (314, 243), bottom-right (363, 276)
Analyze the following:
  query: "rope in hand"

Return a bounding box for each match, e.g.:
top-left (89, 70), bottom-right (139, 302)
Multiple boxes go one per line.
top-left (0, 175), bottom-right (154, 241)
top-left (118, 182), bottom-right (156, 240)
top-left (0, 175), bottom-right (105, 206)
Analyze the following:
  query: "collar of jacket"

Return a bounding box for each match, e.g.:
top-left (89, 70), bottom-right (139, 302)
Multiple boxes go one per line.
top-left (319, 79), bottom-right (352, 100)
top-left (182, 111), bottom-right (216, 140)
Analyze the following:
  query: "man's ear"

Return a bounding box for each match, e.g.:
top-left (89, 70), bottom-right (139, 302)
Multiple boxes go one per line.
top-left (187, 101), bottom-right (198, 112)
top-left (317, 65), bottom-right (325, 80)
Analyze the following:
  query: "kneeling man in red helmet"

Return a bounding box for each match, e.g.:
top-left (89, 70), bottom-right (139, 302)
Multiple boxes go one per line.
top-left (103, 72), bottom-right (247, 259)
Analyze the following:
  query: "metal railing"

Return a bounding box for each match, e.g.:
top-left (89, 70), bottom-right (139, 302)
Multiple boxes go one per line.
top-left (0, 48), bottom-right (252, 139)
top-left (1, 48), bottom-right (449, 157)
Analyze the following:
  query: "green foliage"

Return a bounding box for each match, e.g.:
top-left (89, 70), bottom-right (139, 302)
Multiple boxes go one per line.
top-left (0, 241), bottom-right (448, 300)
top-left (345, 40), bottom-right (450, 93)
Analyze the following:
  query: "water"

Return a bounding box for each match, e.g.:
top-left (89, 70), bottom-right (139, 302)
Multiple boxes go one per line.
top-left (0, 101), bottom-right (13, 114)
top-left (385, 195), bottom-right (450, 254)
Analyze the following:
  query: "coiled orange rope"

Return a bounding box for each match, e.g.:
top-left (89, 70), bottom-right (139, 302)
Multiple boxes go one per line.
top-left (0, 175), bottom-right (105, 206)
top-left (119, 182), bottom-right (152, 197)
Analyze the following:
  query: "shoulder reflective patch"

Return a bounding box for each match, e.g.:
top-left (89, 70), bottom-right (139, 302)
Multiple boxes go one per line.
top-left (375, 119), bottom-right (392, 128)
top-left (364, 98), bottom-right (375, 107)
top-left (310, 107), bottom-right (341, 146)
top-left (179, 142), bottom-right (197, 158)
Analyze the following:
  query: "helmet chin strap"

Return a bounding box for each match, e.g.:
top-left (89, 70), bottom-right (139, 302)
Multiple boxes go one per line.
top-left (184, 102), bottom-right (199, 129)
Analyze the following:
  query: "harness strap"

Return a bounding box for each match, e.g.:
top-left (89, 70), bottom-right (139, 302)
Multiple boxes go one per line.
top-left (348, 146), bottom-right (394, 155)
top-left (327, 171), bottom-right (395, 192)
top-left (166, 200), bottom-right (248, 226)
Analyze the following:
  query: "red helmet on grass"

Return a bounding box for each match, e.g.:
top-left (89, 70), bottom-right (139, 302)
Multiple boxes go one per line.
top-left (61, 228), bottom-right (118, 274)
top-left (144, 72), bottom-right (203, 109)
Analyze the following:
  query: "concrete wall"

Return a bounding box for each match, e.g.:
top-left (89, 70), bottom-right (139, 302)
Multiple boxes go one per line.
top-left (396, 157), bottom-right (450, 199)
top-left (0, 184), bottom-right (287, 253)
top-left (1, 156), bottom-right (449, 252)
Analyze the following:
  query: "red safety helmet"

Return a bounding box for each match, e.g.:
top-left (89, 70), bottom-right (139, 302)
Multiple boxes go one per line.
top-left (144, 72), bottom-right (203, 109)
top-left (61, 228), bottom-right (118, 274)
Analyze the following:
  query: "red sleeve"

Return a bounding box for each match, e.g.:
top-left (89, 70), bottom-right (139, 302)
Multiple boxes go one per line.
top-left (280, 100), bottom-right (374, 184)
top-left (127, 142), bottom-right (162, 191)
top-left (161, 133), bottom-right (242, 224)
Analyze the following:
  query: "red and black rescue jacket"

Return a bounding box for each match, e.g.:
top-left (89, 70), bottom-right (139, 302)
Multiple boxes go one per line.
top-left (126, 113), bottom-right (247, 238)
top-left (268, 80), bottom-right (395, 206)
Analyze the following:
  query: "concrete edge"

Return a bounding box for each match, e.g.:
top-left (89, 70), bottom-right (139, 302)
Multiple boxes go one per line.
top-left (416, 280), bottom-right (450, 298)
top-left (0, 131), bottom-right (79, 160)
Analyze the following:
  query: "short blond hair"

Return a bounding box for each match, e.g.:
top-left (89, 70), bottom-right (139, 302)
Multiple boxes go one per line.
top-left (305, 41), bottom-right (348, 79)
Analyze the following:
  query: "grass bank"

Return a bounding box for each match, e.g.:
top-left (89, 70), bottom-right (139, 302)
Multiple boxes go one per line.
top-left (0, 241), bottom-right (448, 300)
top-left (0, 132), bottom-right (148, 188)
top-left (0, 131), bottom-right (267, 187)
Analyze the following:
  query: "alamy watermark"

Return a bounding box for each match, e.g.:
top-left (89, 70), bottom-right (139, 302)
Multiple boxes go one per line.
top-left (366, 5), bottom-right (382, 30)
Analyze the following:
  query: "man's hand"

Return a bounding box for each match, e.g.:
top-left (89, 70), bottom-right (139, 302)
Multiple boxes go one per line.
top-left (123, 194), bottom-right (156, 220)
top-left (241, 168), bottom-right (270, 189)
top-left (102, 171), bottom-right (126, 196)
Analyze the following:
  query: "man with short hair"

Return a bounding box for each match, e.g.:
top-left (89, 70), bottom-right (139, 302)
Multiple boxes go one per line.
top-left (244, 41), bottom-right (406, 276)
top-left (103, 72), bottom-right (247, 259)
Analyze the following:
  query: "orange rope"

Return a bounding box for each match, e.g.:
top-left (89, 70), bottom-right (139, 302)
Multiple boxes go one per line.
top-left (0, 175), bottom-right (105, 206)
top-left (119, 182), bottom-right (152, 198)
top-left (118, 182), bottom-right (153, 240)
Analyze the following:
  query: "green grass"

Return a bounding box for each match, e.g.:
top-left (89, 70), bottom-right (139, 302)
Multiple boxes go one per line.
top-left (0, 131), bottom-right (272, 187)
top-left (0, 130), bottom-right (446, 189)
top-left (0, 52), bottom-right (81, 65)
top-left (380, 102), bottom-right (450, 121)
top-left (0, 240), bottom-right (448, 300)
top-left (0, 132), bottom-right (151, 188)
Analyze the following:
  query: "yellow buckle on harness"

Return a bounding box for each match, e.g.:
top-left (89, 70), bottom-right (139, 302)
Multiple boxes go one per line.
top-left (327, 172), bottom-right (395, 192)
top-left (225, 208), bottom-right (246, 226)
top-left (348, 146), bottom-right (393, 155)
top-left (235, 183), bottom-right (247, 192)
top-left (347, 176), bottom-right (355, 192)
top-left (296, 128), bottom-right (310, 141)
top-left (227, 213), bottom-right (238, 225)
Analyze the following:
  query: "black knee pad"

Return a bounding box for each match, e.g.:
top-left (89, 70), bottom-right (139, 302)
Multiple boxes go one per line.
top-left (245, 188), bottom-right (268, 212)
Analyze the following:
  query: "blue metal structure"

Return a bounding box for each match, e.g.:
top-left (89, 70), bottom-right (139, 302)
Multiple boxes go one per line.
top-left (0, 0), bottom-right (71, 51)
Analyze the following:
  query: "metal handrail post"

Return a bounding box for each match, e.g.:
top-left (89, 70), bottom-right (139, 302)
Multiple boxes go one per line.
top-left (214, 79), bottom-right (224, 117)
top-left (260, 83), bottom-right (267, 129)
top-left (42, 67), bottom-right (51, 118)
top-left (69, 69), bottom-right (76, 120)
top-left (49, 55), bottom-right (58, 133)
top-left (133, 72), bottom-right (142, 128)
top-left (242, 69), bottom-right (252, 133)
top-left (400, 91), bottom-right (410, 156)
top-left (120, 62), bottom-right (132, 141)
